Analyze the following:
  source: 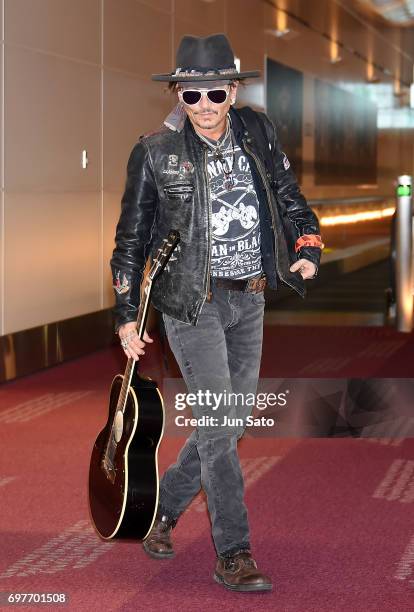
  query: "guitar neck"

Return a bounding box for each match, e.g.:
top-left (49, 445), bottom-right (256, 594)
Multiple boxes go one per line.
top-left (119, 277), bottom-right (153, 408)
top-left (136, 280), bottom-right (153, 342)
top-left (116, 229), bottom-right (180, 411)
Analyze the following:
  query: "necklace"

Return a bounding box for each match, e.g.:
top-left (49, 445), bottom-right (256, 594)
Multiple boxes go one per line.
top-left (195, 115), bottom-right (235, 191)
top-left (220, 128), bottom-right (235, 191)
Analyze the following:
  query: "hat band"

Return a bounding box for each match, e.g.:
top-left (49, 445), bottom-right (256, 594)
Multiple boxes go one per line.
top-left (173, 67), bottom-right (239, 78)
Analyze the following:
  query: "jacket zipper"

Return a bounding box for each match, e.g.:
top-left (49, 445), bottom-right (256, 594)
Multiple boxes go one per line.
top-left (193, 147), bottom-right (212, 324)
top-left (204, 148), bottom-right (212, 301)
top-left (242, 139), bottom-right (299, 294)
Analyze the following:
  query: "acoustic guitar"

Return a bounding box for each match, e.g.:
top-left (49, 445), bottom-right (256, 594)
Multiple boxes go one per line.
top-left (88, 229), bottom-right (180, 540)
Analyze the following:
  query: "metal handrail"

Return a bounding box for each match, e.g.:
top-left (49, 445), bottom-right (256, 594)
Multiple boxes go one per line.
top-left (309, 196), bottom-right (391, 206)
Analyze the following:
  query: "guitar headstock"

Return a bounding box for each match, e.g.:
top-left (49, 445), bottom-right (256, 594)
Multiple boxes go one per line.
top-left (149, 230), bottom-right (180, 281)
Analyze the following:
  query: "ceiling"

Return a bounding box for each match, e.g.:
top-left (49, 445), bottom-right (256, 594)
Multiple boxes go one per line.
top-left (356, 0), bottom-right (414, 26)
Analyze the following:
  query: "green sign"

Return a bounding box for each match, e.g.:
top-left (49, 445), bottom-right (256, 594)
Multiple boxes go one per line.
top-left (397, 185), bottom-right (412, 197)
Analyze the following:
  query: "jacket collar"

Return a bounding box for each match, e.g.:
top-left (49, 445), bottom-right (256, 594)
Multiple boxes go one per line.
top-left (229, 106), bottom-right (247, 140)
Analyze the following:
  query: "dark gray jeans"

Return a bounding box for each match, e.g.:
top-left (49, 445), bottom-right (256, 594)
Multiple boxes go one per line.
top-left (158, 283), bottom-right (265, 558)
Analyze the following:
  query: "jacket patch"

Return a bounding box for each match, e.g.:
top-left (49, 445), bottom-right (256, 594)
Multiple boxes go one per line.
top-left (112, 271), bottom-right (129, 294)
top-left (180, 160), bottom-right (194, 175)
top-left (162, 157), bottom-right (194, 179)
top-left (283, 153), bottom-right (290, 170)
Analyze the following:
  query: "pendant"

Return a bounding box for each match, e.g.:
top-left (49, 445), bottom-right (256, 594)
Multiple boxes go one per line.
top-left (224, 176), bottom-right (234, 191)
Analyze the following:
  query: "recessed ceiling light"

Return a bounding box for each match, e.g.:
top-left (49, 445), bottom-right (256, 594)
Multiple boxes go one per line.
top-left (323, 54), bottom-right (343, 65)
top-left (264, 28), bottom-right (299, 40)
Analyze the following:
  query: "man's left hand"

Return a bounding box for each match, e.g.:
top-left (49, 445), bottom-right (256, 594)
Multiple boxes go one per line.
top-left (290, 258), bottom-right (316, 279)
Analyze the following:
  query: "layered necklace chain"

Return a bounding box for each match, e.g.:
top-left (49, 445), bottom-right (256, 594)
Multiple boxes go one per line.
top-left (195, 114), bottom-right (235, 191)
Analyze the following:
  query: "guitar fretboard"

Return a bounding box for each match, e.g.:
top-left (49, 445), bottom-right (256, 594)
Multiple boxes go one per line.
top-left (117, 282), bottom-right (152, 412)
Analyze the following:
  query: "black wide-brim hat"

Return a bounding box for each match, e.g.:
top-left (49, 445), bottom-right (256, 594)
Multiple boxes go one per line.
top-left (151, 33), bottom-right (261, 82)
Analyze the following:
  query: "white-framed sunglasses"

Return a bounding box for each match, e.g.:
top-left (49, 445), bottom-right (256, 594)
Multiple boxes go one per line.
top-left (178, 86), bottom-right (231, 106)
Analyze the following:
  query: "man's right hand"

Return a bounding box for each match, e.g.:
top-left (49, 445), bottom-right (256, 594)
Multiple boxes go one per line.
top-left (118, 322), bottom-right (153, 361)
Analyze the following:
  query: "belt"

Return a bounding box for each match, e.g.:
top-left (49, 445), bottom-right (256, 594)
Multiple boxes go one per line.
top-left (207, 274), bottom-right (267, 301)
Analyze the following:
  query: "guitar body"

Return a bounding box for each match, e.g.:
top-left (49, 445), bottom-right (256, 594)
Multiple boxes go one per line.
top-left (88, 372), bottom-right (164, 540)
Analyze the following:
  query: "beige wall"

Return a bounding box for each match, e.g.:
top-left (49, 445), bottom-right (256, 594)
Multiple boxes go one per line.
top-left (0, 0), bottom-right (413, 334)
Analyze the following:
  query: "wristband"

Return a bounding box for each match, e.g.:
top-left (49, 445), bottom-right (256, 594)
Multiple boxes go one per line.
top-left (295, 234), bottom-right (325, 253)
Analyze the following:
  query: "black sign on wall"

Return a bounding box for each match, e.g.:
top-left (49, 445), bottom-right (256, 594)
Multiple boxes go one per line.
top-left (314, 79), bottom-right (377, 185)
top-left (266, 57), bottom-right (303, 182)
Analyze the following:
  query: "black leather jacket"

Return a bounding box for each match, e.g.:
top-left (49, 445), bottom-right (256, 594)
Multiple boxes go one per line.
top-left (110, 106), bottom-right (321, 332)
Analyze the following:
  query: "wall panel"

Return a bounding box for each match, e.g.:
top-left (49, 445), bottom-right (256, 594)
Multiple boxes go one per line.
top-left (5, 0), bottom-right (100, 63)
top-left (175, 0), bottom-right (225, 33)
top-left (104, 0), bottom-right (172, 78)
top-left (139, 0), bottom-right (172, 13)
top-left (226, 0), bottom-right (265, 54)
top-left (5, 46), bottom-right (100, 192)
top-left (0, 0), bottom-right (3, 334)
top-left (4, 192), bottom-right (101, 334)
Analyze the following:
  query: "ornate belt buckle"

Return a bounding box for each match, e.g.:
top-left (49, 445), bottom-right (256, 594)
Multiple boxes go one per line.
top-left (247, 275), bottom-right (267, 293)
top-left (255, 277), bottom-right (267, 293)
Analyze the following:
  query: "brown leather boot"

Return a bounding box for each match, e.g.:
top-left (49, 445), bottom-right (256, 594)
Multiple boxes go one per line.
top-left (142, 514), bottom-right (177, 559)
top-left (214, 551), bottom-right (272, 592)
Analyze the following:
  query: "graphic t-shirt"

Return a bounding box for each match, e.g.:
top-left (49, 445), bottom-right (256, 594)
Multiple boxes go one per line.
top-left (204, 129), bottom-right (263, 279)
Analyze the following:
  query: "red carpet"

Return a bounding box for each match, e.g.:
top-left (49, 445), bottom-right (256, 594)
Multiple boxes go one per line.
top-left (0, 330), bottom-right (413, 611)
top-left (261, 324), bottom-right (414, 377)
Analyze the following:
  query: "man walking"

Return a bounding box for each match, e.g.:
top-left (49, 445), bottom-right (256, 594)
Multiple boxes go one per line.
top-left (110, 33), bottom-right (323, 592)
